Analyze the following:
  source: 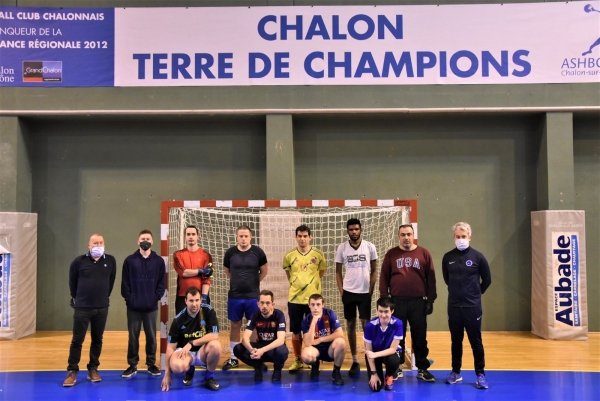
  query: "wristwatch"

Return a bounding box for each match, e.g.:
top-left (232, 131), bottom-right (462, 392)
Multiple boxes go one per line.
top-left (370, 372), bottom-right (378, 377)
top-left (188, 340), bottom-right (195, 347)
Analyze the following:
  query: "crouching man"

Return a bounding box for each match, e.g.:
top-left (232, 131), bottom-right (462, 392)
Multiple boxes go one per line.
top-left (364, 297), bottom-right (403, 392)
top-left (161, 287), bottom-right (221, 392)
top-left (234, 290), bottom-right (289, 382)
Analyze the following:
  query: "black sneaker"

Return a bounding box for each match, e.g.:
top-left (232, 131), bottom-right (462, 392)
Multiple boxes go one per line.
top-left (254, 366), bottom-right (263, 382)
top-left (221, 358), bottom-right (239, 370)
top-left (147, 365), bottom-right (161, 376)
top-left (332, 369), bottom-right (344, 385)
top-left (204, 377), bottom-right (220, 391)
top-left (183, 366), bottom-right (195, 386)
top-left (121, 365), bottom-right (137, 378)
top-left (393, 367), bottom-right (403, 380)
top-left (272, 369), bottom-right (282, 382)
top-left (348, 362), bottom-right (360, 377)
top-left (417, 369), bottom-right (435, 382)
top-left (262, 362), bottom-right (268, 371)
top-left (310, 360), bottom-right (320, 380)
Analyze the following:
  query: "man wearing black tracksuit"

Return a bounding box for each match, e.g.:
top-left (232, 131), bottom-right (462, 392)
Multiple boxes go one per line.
top-left (442, 222), bottom-right (492, 389)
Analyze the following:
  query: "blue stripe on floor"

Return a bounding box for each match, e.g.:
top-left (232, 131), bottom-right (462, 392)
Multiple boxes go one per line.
top-left (0, 370), bottom-right (598, 401)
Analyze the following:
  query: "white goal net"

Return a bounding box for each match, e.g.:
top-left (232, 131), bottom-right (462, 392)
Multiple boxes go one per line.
top-left (166, 205), bottom-right (410, 332)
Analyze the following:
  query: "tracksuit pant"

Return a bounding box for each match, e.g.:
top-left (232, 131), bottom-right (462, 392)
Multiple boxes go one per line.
top-left (448, 305), bottom-right (485, 375)
top-left (391, 297), bottom-right (431, 370)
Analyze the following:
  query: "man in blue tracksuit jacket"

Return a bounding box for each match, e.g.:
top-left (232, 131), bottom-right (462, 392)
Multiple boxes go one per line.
top-left (442, 222), bottom-right (492, 390)
top-left (121, 229), bottom-right (166, 378)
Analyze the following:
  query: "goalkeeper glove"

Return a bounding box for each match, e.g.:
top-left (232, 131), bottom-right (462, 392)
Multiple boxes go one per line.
top-left (424, 300), bottom-right (434, 315)
top-left (197, 263), bottom-right (213, 277)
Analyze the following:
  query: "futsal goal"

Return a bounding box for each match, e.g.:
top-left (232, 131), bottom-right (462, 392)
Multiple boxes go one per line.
top-left (159, 199), bottom-right (417, 364)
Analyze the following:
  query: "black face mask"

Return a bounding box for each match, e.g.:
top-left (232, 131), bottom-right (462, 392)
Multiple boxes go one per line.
top-left (139, 241), bottom-right (152, 251)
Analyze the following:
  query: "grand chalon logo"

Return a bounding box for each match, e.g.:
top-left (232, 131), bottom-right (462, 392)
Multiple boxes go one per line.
top-left (22, 61), bottom-right (62, 82)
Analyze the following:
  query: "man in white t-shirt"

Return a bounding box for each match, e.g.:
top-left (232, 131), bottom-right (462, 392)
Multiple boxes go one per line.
top-left (335, 218), bottom-right (378, 376)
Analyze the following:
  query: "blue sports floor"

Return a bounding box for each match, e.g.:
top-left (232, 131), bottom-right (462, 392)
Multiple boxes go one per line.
top-left (1, 369), bottom-right (598, 401)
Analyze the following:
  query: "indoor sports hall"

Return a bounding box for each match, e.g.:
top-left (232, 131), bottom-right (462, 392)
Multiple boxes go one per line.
top-left (0, 1), bottom-right (598, 401)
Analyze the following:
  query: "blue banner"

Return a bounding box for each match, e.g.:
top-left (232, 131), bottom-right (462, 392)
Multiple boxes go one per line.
top-left (0, 7), bottom-right (114, 86)
top-left (0, 253), bottom-right (10, 328)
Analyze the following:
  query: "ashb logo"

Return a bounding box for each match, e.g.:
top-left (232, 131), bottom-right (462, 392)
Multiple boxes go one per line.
top-left (560, 4), bottom-right (600, 77)
top-left (23, 61), bottom-right (62, 82)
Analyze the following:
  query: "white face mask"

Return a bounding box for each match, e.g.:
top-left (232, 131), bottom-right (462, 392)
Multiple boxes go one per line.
top-left (90, 246), bottom-right (105, 258)
top-left (455, 239), bottom-right (469, 251)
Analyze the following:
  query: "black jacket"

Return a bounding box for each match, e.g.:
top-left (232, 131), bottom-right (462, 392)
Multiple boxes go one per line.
top-left (442, 247), bottom-right (491, 308)
top-left (69, 253), bottom-right (117, 308)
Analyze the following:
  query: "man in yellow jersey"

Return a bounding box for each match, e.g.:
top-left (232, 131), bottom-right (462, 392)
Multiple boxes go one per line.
top-left (283, 225), bottom-right (327, 372)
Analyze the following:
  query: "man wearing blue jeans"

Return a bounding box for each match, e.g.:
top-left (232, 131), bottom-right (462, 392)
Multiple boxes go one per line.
top-left (63, 233), bottom-right (116, 387)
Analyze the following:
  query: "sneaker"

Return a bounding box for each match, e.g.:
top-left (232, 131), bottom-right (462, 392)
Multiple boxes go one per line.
top-left (417, 369), bottom-right (435, 382)
top-left (121, 365), bottom-right (137, 378)
top-left (289, 357), bottom-right (304, 372)
top-left (204, 377), bottom-right (220, 391)
top-left (272, 369), bottom-right (282, 382)
top-left (63, 371), bottom-right (77, 387)
top-left (254, 366), bottom-right (263, 382)
top-left (393, 367), bottom-right (403, 380)
top-left (445, 371), bottom-right (463, 385)
top-left (147, 365), bottom-right (161, 376)
top-left (87, 370), bottom-right (101, 382)
top-left (476, 373), bottom-right (489, 389)
top-left (384, 375), bottom-right (394, 391)
top-left (221, 358), bottom-right (239, 370)
top-left (183, 366), bottom-right (195, 386)
top-left (310, 360), bottom-right (320, 380)
top-left (332, 369), bottom-right (344, 385)
top-left (348, 362), bottom-right (360, 377)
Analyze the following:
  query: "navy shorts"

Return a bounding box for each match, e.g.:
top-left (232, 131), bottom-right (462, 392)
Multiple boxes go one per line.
top-left (228, 298), bottom-right (259, 321)
top-left (315, 343), bottom-right (335, 362)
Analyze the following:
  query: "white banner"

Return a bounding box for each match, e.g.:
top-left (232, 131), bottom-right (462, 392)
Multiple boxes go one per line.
top-left (114, 2), bottom-right (600, 86)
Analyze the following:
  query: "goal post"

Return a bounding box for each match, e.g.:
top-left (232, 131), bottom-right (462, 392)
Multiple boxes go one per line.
top-left (159, 199), bottom-right (417, 366)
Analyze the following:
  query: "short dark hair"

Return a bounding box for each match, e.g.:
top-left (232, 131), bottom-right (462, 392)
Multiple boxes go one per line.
top-left (236, 225), bottom-right (253, 235)
top-left (376, 297), bottom-right (395, 310)
top-left (347, 218), bottom-right (361, 229)
top-left (295, 224), bottom-right (311, 236)
top-left (185, 225), bottom-right (199, 235)
top-left (308, 293), bottom-right (324, 303)
top-left (398, 224), bottom-right (414, 233)
top-left (138, 229), bottom-right (153, 238)
top-left (185, 286), bottom-right (200, 298)
top-left (259, 289), bottom-right (274, 302)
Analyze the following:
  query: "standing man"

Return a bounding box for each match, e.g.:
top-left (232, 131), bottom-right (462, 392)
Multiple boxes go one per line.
top-left (283, 225), bottom-right (327, 372)
top-left (222, 225), bottom-right (268, 370)
top-left (173, 225), bottom-right (213, 314)
top-left (380, 224), bottom-right (437, 382)
top-left (63, 234), bottom-right (117, 387)
top-left (301, 294), bottom-right (346, 385)
top-left (442, 222), bottom-right (492, 389)
top-left (121, 229), bottom-right (166, 378)
top-left (161, 287), bottom-right (221, 391)
top-left (335, 218), bottom-right (378, 376)
top-left (364, 297), bottom-right (403, 392)
top-left (233, 289), bottom-right (289, 382)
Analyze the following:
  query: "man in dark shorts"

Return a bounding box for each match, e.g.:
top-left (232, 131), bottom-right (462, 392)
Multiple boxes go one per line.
top-left (380, 224), bottom-right (437, 382)
top-left (233, 289), bottom-right (289, 382)
top-left (335, 218), bottom-right (378, 376)
top-left (222, 225), bottom-right (269, 370)
top-left (364, 297), bottom-right (403, 392)
top-left (161, 287), bottom-right (221, 392)
top-left (301, 294), bottom-right (346, 385)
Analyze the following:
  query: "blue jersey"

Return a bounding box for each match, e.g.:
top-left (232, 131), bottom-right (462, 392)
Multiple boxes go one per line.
top-left (301, 308), bottom-right (342, 341)
top-left (363, 316), bottom-right (403, 353)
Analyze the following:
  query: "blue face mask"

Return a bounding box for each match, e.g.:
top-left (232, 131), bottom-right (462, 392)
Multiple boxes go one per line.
top-left (455, 239), bottom-right (469, 251)
top-left (90, 246), bottom-right (104, 258)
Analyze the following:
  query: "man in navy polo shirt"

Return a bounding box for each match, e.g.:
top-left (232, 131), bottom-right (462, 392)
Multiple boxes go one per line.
top-left (233, 289), bottom-right (289, 382)
top-left (364, 297), bottom-right (403, 392)
top-left (301, 294), bottom-right (346, 385)
top-left (63, 233), bottom-right (117, 387)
